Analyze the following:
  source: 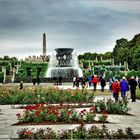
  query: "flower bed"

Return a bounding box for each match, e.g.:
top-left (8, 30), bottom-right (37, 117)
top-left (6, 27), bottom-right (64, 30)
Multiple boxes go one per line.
top-left (15, 103), bottom-right (108, 125)
top-left (0, 87), bottom-right (93, 104)
top-left (17, 124), bottom-right (137, 139)
top-left (13, 98), bottom-right (131, 115)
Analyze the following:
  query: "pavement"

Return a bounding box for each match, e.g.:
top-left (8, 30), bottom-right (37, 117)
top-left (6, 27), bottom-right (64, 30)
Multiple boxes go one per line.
top-left (0, 83), bottom-right (140, 139)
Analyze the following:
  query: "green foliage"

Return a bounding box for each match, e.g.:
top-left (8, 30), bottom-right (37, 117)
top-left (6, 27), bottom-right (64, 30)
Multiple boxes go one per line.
top-left (16, 62), bottom-right (48, 78)
top-left (112, 34), bottom-right (140, 70)
top-left (86, 112), bottom-right (96, 122)
top-left (78, 52), bottom-right (113, 61)
top-left (98, 112), bottom-right (108, 123)
top-left (127, 70), bottom-right (140, 77)
top-left (136, 89), bottom-right (140, 99)
top-left (94, 98), bottom-right (130, 114)
top-left (0, 61), bottom-right (11, 74)
top-left (0, 72), bottom-right (4, 83)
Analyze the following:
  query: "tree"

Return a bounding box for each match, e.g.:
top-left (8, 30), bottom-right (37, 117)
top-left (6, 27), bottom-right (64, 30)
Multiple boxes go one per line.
top-left (113, 38), bottom-right (128, 64)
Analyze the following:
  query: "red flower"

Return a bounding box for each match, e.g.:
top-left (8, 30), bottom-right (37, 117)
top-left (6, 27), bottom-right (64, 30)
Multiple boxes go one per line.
top-left (90, 105), bottom-right (95, 112)
top-left (24, 131), bottom-right (33, 135)
top-left (36, 110), bottom-right (40, 117)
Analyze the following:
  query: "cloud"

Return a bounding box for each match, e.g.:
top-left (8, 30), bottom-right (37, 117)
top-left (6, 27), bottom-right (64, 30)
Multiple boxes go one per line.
top-left (0, 0), bottom-right (140, 59)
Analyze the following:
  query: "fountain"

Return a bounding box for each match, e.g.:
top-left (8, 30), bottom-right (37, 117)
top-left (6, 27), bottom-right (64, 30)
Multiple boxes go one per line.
top-left (46, 48), bottom-right (83, 79)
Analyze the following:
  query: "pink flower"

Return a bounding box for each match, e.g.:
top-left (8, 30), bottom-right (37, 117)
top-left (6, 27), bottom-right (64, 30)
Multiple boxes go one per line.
top-left (16, 113), bottom-right (21, 117)
top-left (90, 105), bottom-right (95, 112)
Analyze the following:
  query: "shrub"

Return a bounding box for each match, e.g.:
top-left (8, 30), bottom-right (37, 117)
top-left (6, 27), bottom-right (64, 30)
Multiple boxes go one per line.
top-left (94, 98), bottom-right (130, 114)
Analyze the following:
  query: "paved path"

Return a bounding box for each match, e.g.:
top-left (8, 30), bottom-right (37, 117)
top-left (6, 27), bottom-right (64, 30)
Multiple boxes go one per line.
top-left (0, 82), bottom-right (109, 90)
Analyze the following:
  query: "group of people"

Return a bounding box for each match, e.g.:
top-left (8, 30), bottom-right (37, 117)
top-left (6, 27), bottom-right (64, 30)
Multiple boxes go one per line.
top-left (73, 75), bottom-right (140, 103)
top-left (32, 76), bottom-right (40, 85)
top-left (73, 75), bottom-right (106, 91)
top-left (53, 76), bottom-right (63, 85)
top-left (110, 76), bottom-right (138, 102)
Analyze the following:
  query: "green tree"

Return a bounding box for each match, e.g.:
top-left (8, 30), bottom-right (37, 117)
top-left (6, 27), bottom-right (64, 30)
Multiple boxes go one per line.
top-left (113, 38), bottom-right (128, 64)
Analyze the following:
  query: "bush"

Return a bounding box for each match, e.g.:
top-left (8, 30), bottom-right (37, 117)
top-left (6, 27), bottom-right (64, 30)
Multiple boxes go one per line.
top-left (94, 98), bottom-right (130, 114)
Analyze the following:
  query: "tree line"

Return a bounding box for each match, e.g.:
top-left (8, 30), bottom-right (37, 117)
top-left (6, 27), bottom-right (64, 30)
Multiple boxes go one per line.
top-left (78, 33), bottom-right (140, 70)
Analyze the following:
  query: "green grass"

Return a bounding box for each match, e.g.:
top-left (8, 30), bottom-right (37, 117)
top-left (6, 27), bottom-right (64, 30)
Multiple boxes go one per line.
top-left (136, 88), bottom-right (140, 99)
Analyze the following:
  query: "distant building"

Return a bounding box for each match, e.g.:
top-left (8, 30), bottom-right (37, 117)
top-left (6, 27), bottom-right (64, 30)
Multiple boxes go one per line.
top-left (25, 55), bottom-right (49, 63)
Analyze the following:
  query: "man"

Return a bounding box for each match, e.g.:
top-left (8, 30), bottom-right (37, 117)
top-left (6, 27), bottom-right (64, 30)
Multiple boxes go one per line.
top-left (112, 79), bottom-right (121, 102)
top-left (100, 77), bottom-right (106, 92)
top-left (120, 77), bottom-right (129, 99)
top-left (129, 76), bottom-right (137, 102)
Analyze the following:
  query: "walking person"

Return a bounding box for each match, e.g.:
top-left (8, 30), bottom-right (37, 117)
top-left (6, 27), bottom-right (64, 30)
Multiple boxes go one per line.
top-left (109, 78), bottom-right (113, 92)
top-left (129, 76), bottom-right (138, 102)
top-left (19, 81), bottom-right (23, 90)
top-left (92, 75), bottom-right (98, 91)
top-left (120, 77), bottom-right (129, 100)
top-left (138, 77), bottom-right (140, 90)
top-left (100, 76), bottom-right (106, 92)
top-left (112, 79), bottom-right (121, 102)
top-left (58, 76), bottom-right (63, 85)
top-left (88, 76), bottom-right (92, 87)
top-left (75, 76), bottom-right (80, 88)
top-left (36, 76), bottom-right (40, 85)
top-left (73, 76), bottom-right (76, 87)
top-left (81, 76), bottom-right (86, 89)
top-left (32, 77), bottom-right (36, 85)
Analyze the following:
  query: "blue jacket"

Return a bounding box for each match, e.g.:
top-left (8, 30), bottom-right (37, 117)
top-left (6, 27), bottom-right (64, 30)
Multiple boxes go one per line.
top-left (120, 79), bottom-right (129, 92)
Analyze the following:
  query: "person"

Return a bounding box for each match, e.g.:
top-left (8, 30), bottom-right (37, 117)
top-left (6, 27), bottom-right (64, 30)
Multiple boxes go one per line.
top-left (109, 78), bottom-right (113, 92)
top-left (88, 76), bottom-right (92, 87)
top-left (58, 76), bottom-right (63, 85)
top-left (56, 77), bottom-right (59, 85)
top-left (36, 76), bottom-right (40, 85)
top-left (20, 81), bottom-right (23, 90)
top-left (92, 75), bottom-right (98, 91)
top-left (53, 77), bottom-right (57, 85)
top-left (81, 76), bottom-right (86, 89)
top-left (75, 76), bottom-right (80, 88)
top-left (32, 77), bottom-right (36, 85)
top-left (112, 79), bottom-right (121, 102)
top-left (138, 77), bottom-right (140, 90)
top-left (100, 77), bottom-right (106, 92)
top-left (73, 76), bottom-right (76, 87)
top-left (129, 76), bottom-right (138, 102)
top-left (120, 77), bottom-right (129, 99)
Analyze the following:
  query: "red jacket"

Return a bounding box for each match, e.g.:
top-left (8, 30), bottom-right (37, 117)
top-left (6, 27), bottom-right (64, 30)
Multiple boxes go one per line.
top-left (92, 77), bottom-right (98, 84)
top-left (112, 81), bottom-right (121, 94)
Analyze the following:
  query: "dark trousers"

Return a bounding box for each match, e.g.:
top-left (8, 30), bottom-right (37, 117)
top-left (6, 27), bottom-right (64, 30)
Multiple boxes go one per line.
top-left (101, 86), bottom-right (104, 92)
top-left (93, 83), bottom-right (97, 91)
top-left (113, 93), bottom-right (119, 102)
top-left (131, 89), bottom-right (136, 102)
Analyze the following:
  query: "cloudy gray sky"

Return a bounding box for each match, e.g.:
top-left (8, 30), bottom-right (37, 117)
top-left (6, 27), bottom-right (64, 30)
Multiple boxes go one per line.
top-left (0, 0), bottom-right (140, 59)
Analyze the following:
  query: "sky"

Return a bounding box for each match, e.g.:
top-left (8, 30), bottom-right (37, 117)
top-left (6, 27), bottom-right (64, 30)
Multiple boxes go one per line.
top-left (0, 0), bottom-right (140, 59)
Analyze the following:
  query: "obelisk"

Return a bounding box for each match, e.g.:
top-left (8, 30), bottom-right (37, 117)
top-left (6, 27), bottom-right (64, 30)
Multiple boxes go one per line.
top-left (43, 33), bottom-right (46, 56)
